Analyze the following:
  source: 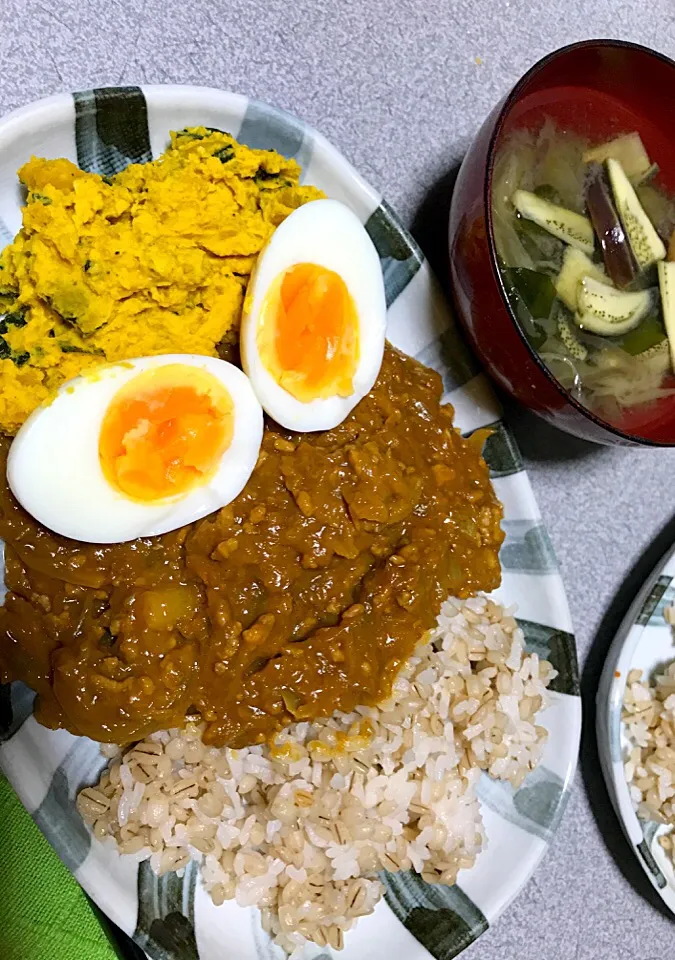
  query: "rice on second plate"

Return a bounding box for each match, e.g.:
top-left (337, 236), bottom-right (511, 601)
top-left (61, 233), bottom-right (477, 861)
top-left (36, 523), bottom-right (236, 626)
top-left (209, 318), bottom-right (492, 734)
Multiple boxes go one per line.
top-left (623, 641), bottom-right (675, 864)
top-left (77, 595), bottom-right (555, 956)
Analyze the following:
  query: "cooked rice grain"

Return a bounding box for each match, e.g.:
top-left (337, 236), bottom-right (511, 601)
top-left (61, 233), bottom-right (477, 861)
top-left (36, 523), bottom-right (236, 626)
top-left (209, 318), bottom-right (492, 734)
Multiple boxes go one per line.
top-left (78, 595), bottom-right (554, 956)
top-left (623, 645), bottom-right (675, 836)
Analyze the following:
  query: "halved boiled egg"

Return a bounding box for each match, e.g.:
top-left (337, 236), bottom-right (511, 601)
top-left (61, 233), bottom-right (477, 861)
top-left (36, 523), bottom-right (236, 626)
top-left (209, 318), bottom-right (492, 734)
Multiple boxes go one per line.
top-left (240, 199), bottom-right (386, 431)
top-left (7, 355), bottom-right (263, 544)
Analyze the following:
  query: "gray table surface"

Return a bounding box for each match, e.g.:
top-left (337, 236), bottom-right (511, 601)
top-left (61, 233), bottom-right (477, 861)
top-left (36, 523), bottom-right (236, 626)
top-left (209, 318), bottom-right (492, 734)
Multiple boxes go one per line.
top-left (3, 1), bottom-right (675, 958)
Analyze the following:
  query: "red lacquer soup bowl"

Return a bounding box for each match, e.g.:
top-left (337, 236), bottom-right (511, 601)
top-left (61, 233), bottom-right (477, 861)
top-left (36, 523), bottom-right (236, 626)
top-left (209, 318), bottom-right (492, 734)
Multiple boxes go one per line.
top-left (449, 39), bottom-right (675, 446)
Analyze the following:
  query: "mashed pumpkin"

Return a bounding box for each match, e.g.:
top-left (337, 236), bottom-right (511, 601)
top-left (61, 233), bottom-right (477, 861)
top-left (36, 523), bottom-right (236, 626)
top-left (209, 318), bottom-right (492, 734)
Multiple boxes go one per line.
top-left (0, 127), bottom-right (323, 435)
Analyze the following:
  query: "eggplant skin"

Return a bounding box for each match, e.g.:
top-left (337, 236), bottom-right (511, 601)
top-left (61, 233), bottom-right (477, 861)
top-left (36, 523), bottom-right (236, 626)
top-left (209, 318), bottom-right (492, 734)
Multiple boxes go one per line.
top-left (585, 162), bottom-right (638, 289)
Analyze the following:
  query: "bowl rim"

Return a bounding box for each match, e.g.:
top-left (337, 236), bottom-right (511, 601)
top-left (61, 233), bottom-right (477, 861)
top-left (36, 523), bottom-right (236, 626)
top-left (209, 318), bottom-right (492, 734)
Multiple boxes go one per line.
top-left (483, 38), bottom-right (675, 448)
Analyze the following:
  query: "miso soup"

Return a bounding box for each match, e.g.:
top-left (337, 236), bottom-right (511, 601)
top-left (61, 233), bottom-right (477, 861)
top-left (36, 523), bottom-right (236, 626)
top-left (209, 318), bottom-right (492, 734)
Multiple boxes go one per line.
top-left (492, 122), bottom-right (675, 428)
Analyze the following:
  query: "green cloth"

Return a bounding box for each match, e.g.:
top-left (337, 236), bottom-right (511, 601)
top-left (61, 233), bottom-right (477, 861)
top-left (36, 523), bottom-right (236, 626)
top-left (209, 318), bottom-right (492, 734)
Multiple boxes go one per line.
top-left (0, 773), bottom-right (118, 960)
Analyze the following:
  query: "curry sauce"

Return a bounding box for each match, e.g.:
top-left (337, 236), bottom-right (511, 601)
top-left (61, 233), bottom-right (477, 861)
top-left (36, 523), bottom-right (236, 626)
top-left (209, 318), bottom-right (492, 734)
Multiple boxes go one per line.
top-left (0, 347), bottom-right (503, 746)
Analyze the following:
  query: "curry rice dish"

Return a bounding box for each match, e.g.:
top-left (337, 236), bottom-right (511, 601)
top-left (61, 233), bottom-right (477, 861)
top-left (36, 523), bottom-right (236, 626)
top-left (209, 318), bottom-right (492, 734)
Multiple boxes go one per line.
top-left (0, 126), bottom-right (504, 748)
top-left (0, 126), bottom-right (552, 955)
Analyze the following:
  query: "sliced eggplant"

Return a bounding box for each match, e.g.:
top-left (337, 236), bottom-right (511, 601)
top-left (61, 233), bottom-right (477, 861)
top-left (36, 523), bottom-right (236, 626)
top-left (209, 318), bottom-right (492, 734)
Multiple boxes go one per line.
top-left (636, 163), bottom-right (660, 187)
top-left (637, 182), bottom-right (673, 239)
top-left (555, 247), bottom-right (610, 311)
top-left (584, 163), bottom-right (638, 288)
top-left (607, 158), bottom-right (666, 270)
top-left (633, 338), bottom-right (671, 377)
top-left (668, 229), bottom-right (675, 263)
top-left (658, 260), bottom-right (675, 369)
top-left (640, 338), bottom-right (671, 365)
top-left (576, 276), bottom-right (656, 335)
top-left (556, 308), bottom-right (588, 362)
top-left (583, 132), bottom-right (653, 183)
top-left (512, 189), bottom-right (595, 254)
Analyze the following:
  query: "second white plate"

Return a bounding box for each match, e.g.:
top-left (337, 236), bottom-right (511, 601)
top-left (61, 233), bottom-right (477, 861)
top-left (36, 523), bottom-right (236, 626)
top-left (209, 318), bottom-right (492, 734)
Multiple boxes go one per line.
top-left (598, 540), bottom-right (675, 915)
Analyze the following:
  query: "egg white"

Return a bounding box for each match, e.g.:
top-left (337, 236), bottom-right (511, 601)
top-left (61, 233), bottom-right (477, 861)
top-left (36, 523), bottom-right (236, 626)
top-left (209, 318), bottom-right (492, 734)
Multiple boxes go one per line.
top-left (240, 199), bottom-right (386, 431)
top-left (7, 354), bottom-right (263, 544)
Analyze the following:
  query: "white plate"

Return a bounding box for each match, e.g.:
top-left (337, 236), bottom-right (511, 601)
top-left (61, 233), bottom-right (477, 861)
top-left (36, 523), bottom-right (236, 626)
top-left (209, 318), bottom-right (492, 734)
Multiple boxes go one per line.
top-left (0, 85), bottom-right (581, 960)
top-left (598, 541), bottom-right (675, 915)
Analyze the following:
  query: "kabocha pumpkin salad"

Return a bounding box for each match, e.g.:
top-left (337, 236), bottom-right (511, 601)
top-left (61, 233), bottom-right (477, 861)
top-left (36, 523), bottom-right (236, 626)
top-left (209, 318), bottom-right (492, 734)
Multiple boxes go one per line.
top-left (0, 127), bottom-right (323, 436)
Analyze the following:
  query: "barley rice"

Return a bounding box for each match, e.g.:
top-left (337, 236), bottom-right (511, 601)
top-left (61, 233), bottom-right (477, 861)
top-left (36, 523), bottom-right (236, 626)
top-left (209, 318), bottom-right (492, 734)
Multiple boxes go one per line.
top-left (623, 608), bottom-right (675, 844)
top-left (77, 595), bottom-right (554, 957)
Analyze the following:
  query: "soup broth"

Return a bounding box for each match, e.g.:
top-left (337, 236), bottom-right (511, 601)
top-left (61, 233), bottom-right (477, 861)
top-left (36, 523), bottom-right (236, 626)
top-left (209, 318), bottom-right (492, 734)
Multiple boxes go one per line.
top-left (492, 121), bottom-right (675, 429)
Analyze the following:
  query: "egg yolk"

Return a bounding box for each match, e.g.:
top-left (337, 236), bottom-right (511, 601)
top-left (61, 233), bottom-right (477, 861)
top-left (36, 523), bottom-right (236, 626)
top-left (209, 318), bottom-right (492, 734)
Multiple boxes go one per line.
top-left (99, 365), bottom-right (233, 503)
top-left (258, 262), bottom-right (359, 402)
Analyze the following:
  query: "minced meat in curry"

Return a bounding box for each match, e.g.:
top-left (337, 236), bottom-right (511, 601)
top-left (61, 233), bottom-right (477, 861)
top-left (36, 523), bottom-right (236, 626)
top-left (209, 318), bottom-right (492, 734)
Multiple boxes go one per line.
top-left (0, 346), bottom-right (503, 747)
